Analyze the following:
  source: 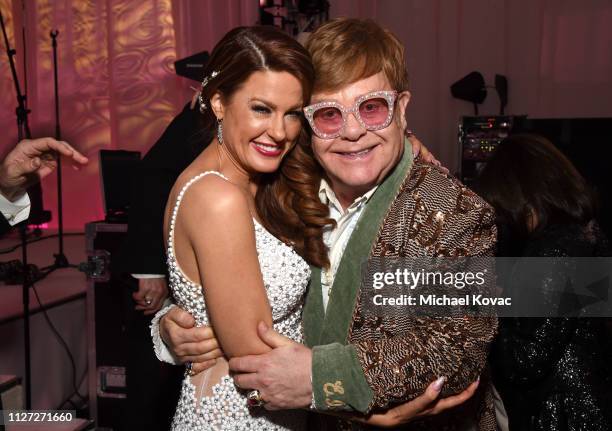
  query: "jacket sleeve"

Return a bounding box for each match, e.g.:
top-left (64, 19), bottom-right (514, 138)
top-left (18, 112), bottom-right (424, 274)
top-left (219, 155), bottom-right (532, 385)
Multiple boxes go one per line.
top-left (124, 103), bottom-right (208, 274)
top-left (0, 214), bottom-right (11, 236)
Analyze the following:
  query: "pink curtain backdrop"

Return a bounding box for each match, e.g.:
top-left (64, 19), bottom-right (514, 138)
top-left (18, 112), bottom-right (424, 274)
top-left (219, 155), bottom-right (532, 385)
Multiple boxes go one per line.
top-left (1, 0), bottom-right (611, 230)
top-left (330, 0), bottom-right (612, 172)
top-left (0, 0), bottom-right (258, 230)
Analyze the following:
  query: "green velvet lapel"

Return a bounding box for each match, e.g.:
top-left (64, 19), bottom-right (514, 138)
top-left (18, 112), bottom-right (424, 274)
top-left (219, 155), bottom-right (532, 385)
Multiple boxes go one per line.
top-left (303, 265), bottom-right (323, 347)
top-left (310, 141), bottom-right (414, 346)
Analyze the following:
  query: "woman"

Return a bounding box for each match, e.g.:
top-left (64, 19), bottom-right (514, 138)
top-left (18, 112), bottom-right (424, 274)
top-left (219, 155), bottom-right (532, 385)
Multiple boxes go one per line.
top-left (163, 26), bottom-right (329, 430)
top-left (475, 134), bottom-right (612, 430)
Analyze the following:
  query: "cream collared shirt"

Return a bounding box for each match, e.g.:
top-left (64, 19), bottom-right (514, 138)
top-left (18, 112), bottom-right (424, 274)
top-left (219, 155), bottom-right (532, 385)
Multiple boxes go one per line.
top-left (319, 179), bottom-right (377, 312)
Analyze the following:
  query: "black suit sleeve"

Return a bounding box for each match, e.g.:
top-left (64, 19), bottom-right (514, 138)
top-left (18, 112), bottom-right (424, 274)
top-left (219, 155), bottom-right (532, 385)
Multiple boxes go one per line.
top-left (0, 214), bottom-right (11, 236)
top-left (123, 103), bottom-right (210, 274)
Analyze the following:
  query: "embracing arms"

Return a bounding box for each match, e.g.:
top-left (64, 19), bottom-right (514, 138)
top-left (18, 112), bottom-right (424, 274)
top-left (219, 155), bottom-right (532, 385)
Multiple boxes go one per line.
top-left (168, 175), bottom-right (273, 358)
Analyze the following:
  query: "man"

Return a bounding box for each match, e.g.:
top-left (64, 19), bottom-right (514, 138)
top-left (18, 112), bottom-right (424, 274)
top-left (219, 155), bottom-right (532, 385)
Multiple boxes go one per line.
top-left (124, 98), bottom-right (209, 315)
top-left (0, 137), bottom-right (87, 234)
top-left (116, 99), bottom-right (211, 431)
top-left (155, 19), bottom-right (499, 429)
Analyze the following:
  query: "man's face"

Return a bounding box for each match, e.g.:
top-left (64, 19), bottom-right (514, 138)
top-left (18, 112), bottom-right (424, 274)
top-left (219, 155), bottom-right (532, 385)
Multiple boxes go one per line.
top-left (309, 73), bottom-right (410, 201)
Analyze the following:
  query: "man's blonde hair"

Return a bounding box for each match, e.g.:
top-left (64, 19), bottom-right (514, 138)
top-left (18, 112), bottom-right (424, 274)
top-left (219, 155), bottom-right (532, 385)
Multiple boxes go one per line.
top-left (305, 18), bottom-right (409, 94)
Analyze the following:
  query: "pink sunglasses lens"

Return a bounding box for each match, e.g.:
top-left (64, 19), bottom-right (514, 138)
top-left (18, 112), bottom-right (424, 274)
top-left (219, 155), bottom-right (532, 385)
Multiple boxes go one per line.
top-left (359, 97), bottom-right (390, 127)
top-left (313, 106), bottom-right (343, 135)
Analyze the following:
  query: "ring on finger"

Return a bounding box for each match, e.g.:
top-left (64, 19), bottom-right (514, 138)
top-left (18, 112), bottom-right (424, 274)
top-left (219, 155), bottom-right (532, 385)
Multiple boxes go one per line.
top-left (41, 152), bottom-right (58, 161)
top-left (247, 390), bottom-right (266, 408)
top-left (186, 361), bottom-right (196, 376)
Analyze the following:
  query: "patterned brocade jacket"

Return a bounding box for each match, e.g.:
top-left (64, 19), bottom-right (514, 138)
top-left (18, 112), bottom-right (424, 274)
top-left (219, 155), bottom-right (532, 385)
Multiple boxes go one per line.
top-left (304, 145), bottom-right (499, 430)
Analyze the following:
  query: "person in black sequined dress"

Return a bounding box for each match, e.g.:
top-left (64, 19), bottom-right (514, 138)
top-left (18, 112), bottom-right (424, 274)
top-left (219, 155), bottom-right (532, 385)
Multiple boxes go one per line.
top-left (475, 134), bottom-right (612, 431)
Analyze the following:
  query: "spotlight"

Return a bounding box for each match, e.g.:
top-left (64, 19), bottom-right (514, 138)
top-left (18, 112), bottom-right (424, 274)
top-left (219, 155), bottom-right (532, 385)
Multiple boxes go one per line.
top-left (174, 51), bottom-right (210, 82)
top-left (450, 71), bottom-right (487, 115)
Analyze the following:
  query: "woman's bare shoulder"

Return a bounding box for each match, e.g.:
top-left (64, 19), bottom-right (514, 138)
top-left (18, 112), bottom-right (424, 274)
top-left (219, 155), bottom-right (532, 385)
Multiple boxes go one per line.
top-left (172, 172), bottom-right (251, 227)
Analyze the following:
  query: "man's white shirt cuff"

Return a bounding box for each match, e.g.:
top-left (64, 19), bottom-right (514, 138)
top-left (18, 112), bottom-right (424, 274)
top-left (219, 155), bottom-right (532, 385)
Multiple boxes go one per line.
top-left (132, 274), bottom-right (165, 279)
top-left (0, 193), bottom-right (30, 226)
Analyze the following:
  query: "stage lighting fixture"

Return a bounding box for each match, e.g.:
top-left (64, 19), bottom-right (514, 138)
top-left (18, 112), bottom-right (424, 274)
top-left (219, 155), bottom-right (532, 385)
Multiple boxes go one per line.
top-left (174, 51), bottom-right (210, 82)
top-left (450, 71), bottom-right (487, 115)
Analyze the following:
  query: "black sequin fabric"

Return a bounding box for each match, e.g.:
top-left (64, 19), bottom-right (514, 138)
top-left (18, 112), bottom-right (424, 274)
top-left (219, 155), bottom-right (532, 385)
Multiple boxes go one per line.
top-left (491, 222), bottom-right (612, 431)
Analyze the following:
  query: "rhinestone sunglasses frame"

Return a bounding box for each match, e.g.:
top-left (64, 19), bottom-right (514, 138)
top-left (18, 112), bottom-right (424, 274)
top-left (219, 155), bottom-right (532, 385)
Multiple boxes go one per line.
top-left (303, 90), bottom-right (398, 139)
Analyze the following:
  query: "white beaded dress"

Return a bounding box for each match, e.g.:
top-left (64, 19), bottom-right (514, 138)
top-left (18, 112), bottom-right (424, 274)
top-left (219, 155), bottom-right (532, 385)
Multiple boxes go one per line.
top-left (167, 171), bottom-right (310, 430)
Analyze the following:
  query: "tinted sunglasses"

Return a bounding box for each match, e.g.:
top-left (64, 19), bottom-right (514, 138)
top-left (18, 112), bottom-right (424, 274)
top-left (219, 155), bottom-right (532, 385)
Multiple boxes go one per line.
top-left (303, 91), bottom-right (398, 139)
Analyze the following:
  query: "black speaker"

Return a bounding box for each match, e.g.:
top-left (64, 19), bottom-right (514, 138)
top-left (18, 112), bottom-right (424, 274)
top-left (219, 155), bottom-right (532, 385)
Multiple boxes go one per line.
top-left (85, 222), bottom-right (129, 430)
top-left (99, 150), bottom-right (140, 223)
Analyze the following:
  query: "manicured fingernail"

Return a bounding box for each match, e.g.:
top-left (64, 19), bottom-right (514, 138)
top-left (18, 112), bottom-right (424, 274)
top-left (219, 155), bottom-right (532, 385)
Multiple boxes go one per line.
top-left (476, 375), bottom-right (481, 383)
top-left (433, 376), bottom-right (446, 392)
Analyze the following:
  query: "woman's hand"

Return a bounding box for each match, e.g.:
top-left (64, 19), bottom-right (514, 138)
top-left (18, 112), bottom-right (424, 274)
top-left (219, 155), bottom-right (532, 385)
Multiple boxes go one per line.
top-left (356, 377), bottom-right (480, 428)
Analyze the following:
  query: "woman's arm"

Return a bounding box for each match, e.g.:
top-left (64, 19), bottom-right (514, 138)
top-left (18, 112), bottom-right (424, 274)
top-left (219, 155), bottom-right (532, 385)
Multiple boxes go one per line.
top-left (175, 175), bottom-right (273, 358)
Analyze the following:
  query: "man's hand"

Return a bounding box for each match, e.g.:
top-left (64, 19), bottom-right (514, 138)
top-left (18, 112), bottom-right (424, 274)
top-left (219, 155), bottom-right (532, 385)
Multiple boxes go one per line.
top-left (0, 138), bottom-right (88, 201)
top-left (229, 322), bottom-right (312, 410)
top-left (358, 377), bottom-right (480, 428)
top-left (133, 278), bottom-right (169, 315)
top-left (190, 89), bottom-right (200, 110)
top-left (160, 306), bottom-right (222, 373)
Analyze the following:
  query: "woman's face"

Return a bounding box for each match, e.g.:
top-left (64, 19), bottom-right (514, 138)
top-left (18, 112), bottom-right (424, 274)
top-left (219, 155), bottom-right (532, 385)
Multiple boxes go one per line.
top-left (213, 70), bottom-right (305, 174)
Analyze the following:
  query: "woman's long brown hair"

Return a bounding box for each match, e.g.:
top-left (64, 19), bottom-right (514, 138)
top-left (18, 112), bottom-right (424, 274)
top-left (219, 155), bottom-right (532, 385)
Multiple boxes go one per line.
top-left (199, 26), bottom-right (332, 268)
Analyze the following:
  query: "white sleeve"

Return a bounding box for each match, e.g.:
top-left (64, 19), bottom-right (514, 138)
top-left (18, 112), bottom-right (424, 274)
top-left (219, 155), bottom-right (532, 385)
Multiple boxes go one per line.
top-left (0, 193), bottom-right (30, 226)
top-left (150, 299), bottom-right (182, 365)
top-left (132, 274), bottom-right (166, 279)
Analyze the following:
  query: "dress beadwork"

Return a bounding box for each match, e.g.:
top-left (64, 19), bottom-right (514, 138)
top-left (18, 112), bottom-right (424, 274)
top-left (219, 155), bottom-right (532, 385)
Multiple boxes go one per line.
top-left (167, 171), bottom-right (310, 430)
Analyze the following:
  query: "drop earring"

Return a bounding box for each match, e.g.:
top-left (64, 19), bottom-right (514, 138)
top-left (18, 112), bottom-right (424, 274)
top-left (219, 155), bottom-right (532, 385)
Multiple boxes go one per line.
top-left (217, 119), bottom-right (224, 144)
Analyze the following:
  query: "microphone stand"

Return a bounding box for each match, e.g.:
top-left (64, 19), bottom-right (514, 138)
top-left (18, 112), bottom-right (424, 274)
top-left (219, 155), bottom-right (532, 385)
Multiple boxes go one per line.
top-left (44, 29), bottom-right (71, 271)
top-left (0, 6), bottom-right (33, 410)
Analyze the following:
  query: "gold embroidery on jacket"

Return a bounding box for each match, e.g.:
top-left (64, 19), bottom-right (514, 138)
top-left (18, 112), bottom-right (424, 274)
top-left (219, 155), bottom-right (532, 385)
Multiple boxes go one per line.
top-left (323, 381), bottom-right (346, 408)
